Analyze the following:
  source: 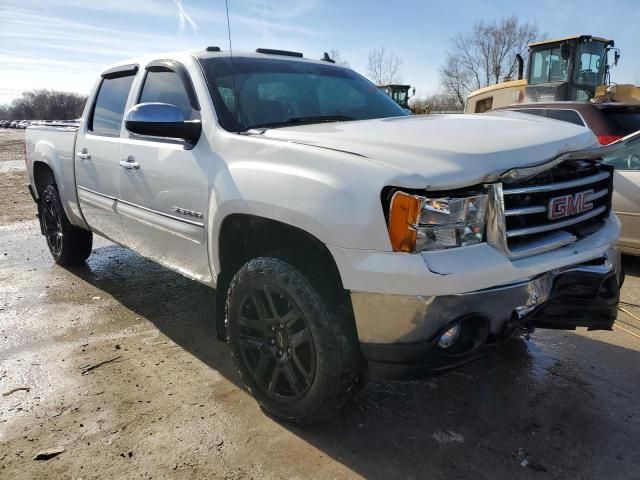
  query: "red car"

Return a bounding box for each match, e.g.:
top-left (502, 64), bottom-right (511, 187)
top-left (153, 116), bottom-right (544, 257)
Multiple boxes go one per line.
top-left (492, 102), bottom-right (640, 145)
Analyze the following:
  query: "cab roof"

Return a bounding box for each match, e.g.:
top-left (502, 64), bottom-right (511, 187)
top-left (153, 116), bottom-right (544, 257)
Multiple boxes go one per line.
top-left (100, 47), bottom-right (342, 77)
top-left (528, 35), bottom-right (614, 48)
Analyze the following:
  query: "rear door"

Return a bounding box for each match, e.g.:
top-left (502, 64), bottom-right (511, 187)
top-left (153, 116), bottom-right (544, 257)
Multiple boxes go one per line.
top-left (75, 65), bottom-right (138, 244)
top-left (116, 60), bottom-right (211, 283)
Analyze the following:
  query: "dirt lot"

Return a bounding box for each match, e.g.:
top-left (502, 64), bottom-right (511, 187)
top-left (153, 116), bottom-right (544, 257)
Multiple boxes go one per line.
top-left (0, 130), bottom-right (33, 224)
top-left (1, 129), bottom-right (639, 479)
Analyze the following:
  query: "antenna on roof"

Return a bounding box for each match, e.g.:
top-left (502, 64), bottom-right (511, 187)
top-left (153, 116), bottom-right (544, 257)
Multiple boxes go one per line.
top-left (322, 52), bottom-right (335, 63)
top-left (225, 0), bottom-right (240, 133)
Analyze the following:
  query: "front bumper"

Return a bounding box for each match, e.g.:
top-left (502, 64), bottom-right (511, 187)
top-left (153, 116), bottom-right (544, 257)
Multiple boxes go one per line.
top-left (353, 248), bottom-right (621, 379)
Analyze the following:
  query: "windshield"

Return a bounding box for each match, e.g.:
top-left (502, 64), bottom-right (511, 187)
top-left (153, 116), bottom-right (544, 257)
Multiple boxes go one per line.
top-left (574, 41), bottom-right (607, 88)
top-left (198, 56), bottom-right (407, 132)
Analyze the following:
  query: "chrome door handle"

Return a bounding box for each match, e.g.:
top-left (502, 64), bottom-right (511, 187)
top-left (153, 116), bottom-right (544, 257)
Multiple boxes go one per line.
top-left (120, 156), bottom-right (139, 170)
top-left (77, 151), bottom-right (91, 160)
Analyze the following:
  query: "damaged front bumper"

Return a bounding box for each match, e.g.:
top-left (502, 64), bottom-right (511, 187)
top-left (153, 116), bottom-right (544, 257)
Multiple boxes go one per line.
top-left (351, 248), bottom-right (622, 379)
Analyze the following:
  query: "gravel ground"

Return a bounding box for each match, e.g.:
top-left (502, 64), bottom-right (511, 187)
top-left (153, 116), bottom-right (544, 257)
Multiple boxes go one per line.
top-left (0, 130), bottom-right (34, 224)
top-left (1, 130), bottom-right (639, 479)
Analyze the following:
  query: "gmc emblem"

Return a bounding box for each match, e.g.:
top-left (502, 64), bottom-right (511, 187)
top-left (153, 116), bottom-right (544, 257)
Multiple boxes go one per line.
top-left (548, 189), bottom-right (594, 220)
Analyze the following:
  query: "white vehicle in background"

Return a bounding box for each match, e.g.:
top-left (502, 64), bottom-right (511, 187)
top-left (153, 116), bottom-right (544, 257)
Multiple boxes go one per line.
top-left (603, 136), bottom-right (640, 255)
top-left (25, 47), bottom-right (626, 424)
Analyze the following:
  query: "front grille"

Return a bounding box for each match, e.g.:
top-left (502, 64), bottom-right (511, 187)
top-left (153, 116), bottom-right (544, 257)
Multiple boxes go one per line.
top-left (493, 160), bottom-right (613, 258)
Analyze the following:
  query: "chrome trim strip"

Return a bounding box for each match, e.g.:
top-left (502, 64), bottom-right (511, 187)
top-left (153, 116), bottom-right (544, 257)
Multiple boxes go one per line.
top-left (117, 199), bottom-right (205, 228)
top-left (77, 186), bottom-right (204, 228)
top-left (485, 183), bottom-right (511, 255)
top-left (77, 185), bottom-right (116, 201)
top-left (507, 231), bottom-right (577, 257)
top-left (505, 205), bottom-right (547, 216)
top-left (506, 206), bottom-right (606, 238)
top-left (503, 171), bottom-right (610, 195)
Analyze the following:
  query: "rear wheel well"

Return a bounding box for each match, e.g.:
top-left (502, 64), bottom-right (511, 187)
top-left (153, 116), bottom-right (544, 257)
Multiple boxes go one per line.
top-left (215, 214), bottom-right (349, 340)
top-left (33, 162), bottom-right (55, 198)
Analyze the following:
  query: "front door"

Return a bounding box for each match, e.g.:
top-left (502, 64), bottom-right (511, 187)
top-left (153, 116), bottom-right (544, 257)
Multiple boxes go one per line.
top-left (604, 136), bottom-right (640, 254)
top-left (75, 67), bottom-right (137, 244)
top-left (117, 61), bottom-right (211, 283)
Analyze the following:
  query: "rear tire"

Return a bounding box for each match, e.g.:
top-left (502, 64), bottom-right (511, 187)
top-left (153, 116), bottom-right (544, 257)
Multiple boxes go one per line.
top-left (226, 256), bottom-right (365, 424)
top-left (40, 184), bottom-right (92, 265)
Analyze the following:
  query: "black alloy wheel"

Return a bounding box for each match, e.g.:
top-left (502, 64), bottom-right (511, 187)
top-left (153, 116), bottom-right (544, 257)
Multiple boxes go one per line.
top-left (39, 184), bottom-right (92, 265)
top-left (236, 285), bottom-right (316, 401)
top-left (226, 256), bottom-right (366, 424)
top-left (42, 193), bottom-right (63, 257)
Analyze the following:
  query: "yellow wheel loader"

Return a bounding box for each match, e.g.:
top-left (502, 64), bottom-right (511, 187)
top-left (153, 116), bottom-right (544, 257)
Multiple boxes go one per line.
top-left (465, 35), bottom-right (640, 113)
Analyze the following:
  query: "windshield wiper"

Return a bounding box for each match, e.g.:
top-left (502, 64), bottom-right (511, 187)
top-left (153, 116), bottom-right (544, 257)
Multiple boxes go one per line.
top-left (246, 115), bottom-right (355, 130)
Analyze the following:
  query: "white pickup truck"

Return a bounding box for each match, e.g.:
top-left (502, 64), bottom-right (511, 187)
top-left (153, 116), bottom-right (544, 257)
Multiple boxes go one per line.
top-left (26, 48), bottom-right (625, 424)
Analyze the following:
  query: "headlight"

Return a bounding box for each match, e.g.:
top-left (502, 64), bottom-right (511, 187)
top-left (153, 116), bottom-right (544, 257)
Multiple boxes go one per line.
top-left (387, 191), bottom-right (488, 252)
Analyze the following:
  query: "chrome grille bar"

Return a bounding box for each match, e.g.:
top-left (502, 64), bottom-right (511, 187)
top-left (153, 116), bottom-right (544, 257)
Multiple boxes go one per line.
top-left (503, 188), bottom-right (609, 217)
top-left (506, 206), bottom-right (606, 238)
top-left (503, 171), bottom-right (610, 195)
top-left (586, 188), bottom-right (609, 202)
top-left (504, 205), bottom-right (547, 216)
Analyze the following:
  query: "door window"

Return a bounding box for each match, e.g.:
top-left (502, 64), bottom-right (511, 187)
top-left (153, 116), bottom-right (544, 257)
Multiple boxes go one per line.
top-left (90, 74), bottom-right (136, 136)
top-left (603, 137), bottom-right (640, 171)
top-left (139, 70), bottom-right (197, 120)
top-left (529, 48), bottom-right (568, 84)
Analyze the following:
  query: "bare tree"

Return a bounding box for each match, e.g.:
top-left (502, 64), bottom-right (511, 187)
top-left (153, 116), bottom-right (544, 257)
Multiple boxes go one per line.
top-left (367, 47), bottom-right (403, 85)
top-left (440, 16), bottom-right (541, 103)
top-left (439, 56), bottom-right (473, 109)
top-left (0, 89), bottom-right (87, 120)
top-left (329, 49), bottom-right (350, 68)
top-left (423, 92), bottom-right (464, 113)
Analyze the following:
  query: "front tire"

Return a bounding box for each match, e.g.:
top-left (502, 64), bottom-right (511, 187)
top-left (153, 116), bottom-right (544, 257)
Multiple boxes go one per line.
top-left (40, 184), bottom-right (92, 265)
top-left (226, 256), bottom-right (365, 424)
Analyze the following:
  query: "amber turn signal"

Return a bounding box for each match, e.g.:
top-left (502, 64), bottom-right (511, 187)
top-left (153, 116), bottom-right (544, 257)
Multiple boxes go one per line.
top-left (388, 191), bottom-right (421, 252)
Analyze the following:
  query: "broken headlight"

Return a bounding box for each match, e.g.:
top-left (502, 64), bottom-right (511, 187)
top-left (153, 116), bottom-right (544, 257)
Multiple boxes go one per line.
top-left (387, 191), bottom-right (488, 252)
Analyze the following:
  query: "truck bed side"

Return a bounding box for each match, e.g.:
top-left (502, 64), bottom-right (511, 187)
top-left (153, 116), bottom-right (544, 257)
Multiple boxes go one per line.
top-left (25, 125), bottom-right (89, 230)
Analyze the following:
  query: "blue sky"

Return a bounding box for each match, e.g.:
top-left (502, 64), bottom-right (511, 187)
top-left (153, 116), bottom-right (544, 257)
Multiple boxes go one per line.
top-left (1, 0), bottom-right (639, 104)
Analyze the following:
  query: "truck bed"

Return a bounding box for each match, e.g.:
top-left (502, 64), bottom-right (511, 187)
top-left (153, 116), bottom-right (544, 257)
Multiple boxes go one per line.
top-left (25, 124), bottom-right (87, 229)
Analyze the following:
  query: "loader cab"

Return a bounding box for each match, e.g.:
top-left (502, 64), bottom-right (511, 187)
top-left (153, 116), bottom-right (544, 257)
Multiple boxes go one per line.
top-left (527, 36), bottom-right (614, 102)
top-left (379, 84), bottom-right (413, 109)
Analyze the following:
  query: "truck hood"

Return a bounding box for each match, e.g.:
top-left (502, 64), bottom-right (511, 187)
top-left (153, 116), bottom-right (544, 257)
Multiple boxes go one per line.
top-left (261, 112), bottom-right (599, 189)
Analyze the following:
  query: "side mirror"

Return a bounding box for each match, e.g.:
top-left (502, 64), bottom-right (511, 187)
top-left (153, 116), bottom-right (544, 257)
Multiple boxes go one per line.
top-left (560, 42), bottom-right (571, 60)
top-left (125, 103), bottom-right (201, 143)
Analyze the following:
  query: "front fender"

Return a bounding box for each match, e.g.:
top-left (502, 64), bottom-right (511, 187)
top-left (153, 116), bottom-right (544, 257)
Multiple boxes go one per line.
top-left (206, 152), bottom-right (395, 278)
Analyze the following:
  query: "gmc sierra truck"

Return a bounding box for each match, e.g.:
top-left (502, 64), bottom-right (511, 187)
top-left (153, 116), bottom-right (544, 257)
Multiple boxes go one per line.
top-left (26, 48), bottom-right (626, 424)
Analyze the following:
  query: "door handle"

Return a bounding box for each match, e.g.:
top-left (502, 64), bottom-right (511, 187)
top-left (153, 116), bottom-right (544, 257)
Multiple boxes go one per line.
top-left (77, 150), bottom-right (91, 160)
top-left (119, 156), bottom-right (139, 170)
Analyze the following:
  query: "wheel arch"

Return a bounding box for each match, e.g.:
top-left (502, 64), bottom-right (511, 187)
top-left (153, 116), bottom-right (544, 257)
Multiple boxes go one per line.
top-left (33, 161), bottom-right (56, 198)
top-left (214, 213), bottom-right (348, 340)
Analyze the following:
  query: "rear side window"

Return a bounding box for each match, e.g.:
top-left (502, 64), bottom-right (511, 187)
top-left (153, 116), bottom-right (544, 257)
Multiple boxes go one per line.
top-left (546, 109), bottom-right (585, 126)
top-left (139, 70), bottom-right (197, 120)
top-left (90, 74), bottom-right (136, 136)
top-left (514, 108), bottom-right (546, 117)
top-left (605, 111), bottom-right (640, 136)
